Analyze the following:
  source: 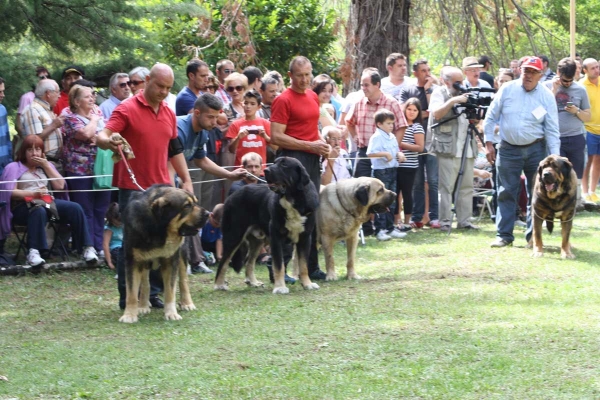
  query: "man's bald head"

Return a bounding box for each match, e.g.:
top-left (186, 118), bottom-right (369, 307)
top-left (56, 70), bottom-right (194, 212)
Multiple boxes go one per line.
top-left (149, 63), bottom-right (174, 80)
top-left (145, 63), bottom-right (175, 107)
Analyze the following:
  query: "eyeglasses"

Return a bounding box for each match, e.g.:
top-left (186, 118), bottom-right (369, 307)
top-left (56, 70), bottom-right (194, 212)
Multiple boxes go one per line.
top-left (38, 75), bottom-right (48, 80)
top-left (127, 80), bottom-right (144, 87)
top-left (223, 69), bottom-right (234, 74)
top-left (560, 77), bottom-right (574, 84)
top-left (92, 90), bottom-right (98, 96)
top-left (118, 82), bottom-right (130, 88)
top-left (226, 85), bottom-right (245, 92)
top-left (206, 86), bottom-right (219, 90)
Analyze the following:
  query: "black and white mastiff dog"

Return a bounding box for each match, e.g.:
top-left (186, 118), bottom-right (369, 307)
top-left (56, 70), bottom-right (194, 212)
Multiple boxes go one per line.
top-left (214, 157), bottom-right (320, 294)
top-left (120, 185), bottom-right (209, 323)
top-left (531, 155), bottom-right (577, 259)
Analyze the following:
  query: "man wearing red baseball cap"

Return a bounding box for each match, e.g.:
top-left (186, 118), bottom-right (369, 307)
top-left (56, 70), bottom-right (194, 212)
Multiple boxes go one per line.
top-left (482, 56), bottom-right (560, 248)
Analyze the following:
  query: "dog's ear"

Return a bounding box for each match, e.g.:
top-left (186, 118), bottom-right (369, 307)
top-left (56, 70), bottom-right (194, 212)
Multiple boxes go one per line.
top-left (538, 162), bottom-right (545, 179)
top-left (151, 197), bottom-right (168, 219)
top-left (560, 157), bottom-right (573, 179)
top-left (355, 184), bottom-right (370, 206)
top-left (296, 163), bottom-right (311, 191)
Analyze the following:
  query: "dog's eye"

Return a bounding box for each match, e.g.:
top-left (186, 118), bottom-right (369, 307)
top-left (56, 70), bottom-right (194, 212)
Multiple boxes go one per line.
top-left (183, 203), bottom-right (192, 209)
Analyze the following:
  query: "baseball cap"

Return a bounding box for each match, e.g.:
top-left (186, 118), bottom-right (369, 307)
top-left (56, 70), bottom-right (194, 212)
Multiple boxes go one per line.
top-left (520, 57), bottom-right (543, 71)
top-left (61, 65), bottom-right (85, 79)
top-left (462, 56), bottom-right (483, 69)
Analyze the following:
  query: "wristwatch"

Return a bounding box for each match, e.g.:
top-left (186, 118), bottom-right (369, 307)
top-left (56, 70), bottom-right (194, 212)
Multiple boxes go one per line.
top-left (425, 87), bottom-right (433, 94)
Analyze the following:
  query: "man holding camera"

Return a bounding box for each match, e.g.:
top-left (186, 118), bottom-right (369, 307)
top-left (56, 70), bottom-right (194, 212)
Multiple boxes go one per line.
top-left (483, 56), bottom-right (560, 248)
top-left (429, 66), bottom-right (478, 232)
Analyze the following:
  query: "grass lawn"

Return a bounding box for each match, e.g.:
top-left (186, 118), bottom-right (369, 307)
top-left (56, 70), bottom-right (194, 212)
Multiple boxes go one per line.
top-left (1, 212), bottom-right (600, 399)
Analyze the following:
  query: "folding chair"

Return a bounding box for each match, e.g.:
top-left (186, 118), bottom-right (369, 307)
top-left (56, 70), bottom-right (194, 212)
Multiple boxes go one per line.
top-left (473, 187), bottom-right (495, 222)
top-left (13, 221), bottom-right (70, 262)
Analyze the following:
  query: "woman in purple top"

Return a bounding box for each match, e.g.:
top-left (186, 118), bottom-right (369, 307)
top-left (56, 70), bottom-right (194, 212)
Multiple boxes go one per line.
top-left (61, 84), bottom-right (111, 254)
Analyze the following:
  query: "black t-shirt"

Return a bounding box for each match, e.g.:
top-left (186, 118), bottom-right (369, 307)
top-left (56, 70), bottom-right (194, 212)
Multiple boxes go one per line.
top-left (479, 71), bottom-right (495, 87)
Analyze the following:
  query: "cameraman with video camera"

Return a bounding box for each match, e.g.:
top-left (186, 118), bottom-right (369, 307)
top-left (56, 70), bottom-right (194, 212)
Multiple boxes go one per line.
top-left (429, 66), bottom-right (479, 232)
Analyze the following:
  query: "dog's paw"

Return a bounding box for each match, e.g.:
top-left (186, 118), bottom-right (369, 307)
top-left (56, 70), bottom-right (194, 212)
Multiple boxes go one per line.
top-left (119, 313), bottom-right (138, 323)
top-left (532, 250), bottom-right (544, 258)
top-left (214, 284), bottom-right (229, 291)
top-left (272, 286), bottom-right (290, 295)
top-left (325, 273), bottom-right (337, 281)
top-left (245, 279), bottom-right (264, 288)
top-left (137, 306), bottom-right (151, 315)
top-left (180, 302), bottom-right (196, 311)
top-left (303, 282), bottom-right (320, 290)
top-left (164, 311), bottom-right (183, 321)
top-left (561, 252), bottom-right (576, 260)
top-left (347, 274), bottom-right (362, 280)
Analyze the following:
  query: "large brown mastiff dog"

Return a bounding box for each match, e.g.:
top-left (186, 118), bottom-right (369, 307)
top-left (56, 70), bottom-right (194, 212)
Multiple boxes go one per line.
top-left (531, 155), bottom-right (577, 259)
top-left (317, 177), bottom-right (396, 280)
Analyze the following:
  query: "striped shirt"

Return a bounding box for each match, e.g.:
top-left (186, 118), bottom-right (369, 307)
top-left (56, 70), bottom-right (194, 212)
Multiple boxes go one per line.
top-left (20, 98), bottom-right (63, 159)
top-left (398, 123), bottom-right (424, 169)
top-left (346, 93), bottom-right (408, 148)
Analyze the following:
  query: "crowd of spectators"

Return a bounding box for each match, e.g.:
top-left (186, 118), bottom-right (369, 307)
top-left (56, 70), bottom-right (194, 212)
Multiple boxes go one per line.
top-left (0, 52), bottom-right (598, 292)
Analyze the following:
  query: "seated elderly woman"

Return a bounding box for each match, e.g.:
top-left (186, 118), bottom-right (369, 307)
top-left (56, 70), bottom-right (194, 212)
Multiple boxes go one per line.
top-left (0, 135), bottom-right (98, 267)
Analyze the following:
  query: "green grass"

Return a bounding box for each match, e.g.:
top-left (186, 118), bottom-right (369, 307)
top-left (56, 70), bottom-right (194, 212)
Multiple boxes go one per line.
top-left (1, 213), bottom-right (600, 399)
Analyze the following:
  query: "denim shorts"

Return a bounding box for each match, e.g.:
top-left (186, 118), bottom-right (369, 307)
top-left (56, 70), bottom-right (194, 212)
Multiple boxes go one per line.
top-left (587, 131), bottom-right (600, 156)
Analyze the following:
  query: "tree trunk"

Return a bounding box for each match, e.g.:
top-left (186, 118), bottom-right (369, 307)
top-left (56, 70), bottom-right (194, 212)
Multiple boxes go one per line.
top-left (345, 0), bottom-right (411, 93)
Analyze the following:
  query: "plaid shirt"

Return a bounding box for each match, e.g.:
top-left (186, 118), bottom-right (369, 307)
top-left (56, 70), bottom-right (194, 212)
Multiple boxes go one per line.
top-left (20, 98), bottom-right (63, 159)
top-left (215, 84), bottom-right (231, 107)
top-left (345, 93), bottom-right (407, 148)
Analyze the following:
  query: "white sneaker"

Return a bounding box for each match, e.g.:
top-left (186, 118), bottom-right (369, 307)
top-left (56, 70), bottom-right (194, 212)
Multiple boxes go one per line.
top-left (514, 220), bottom-right (527, 228)
top-left (376, 231), bottom-right (392, 241)
top-left (98, 250), bottom-right (105, 258)
top-left (27, 249), bottom-right (45, 267)
top-left (388, 229), bottom-right (407, 239)
top-left (83, 246), bottom-right (98, 262)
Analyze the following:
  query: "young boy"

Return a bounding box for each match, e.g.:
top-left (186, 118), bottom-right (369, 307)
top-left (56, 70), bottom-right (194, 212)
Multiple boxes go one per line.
top-left (199, 203), bottom-right (224, 270)
top-left (226, 89), bottom-right (277, 167)
top-left (367, 109), bottom-right (406, 241)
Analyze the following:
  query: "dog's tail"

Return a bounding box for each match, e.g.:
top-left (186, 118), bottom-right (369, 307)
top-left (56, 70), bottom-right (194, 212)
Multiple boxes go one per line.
top-left (230, 243), bottom-right (247, 273)
top-left (546, 220), bottom-right (554, 234)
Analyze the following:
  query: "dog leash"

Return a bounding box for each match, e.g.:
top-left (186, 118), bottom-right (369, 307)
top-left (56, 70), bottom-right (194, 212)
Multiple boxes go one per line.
top-left (245, 172), bottom-right (267, 183)
top-left (117, 144), bottom-right (146, 192)
top-left (531, 207), bottom-right (575, 223)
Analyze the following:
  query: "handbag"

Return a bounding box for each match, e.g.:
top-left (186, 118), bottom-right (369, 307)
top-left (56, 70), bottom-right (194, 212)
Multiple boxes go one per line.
top-left (93, 148), bottom-right (114, 190)
top-left (24, 194), bottom-right (60, 222)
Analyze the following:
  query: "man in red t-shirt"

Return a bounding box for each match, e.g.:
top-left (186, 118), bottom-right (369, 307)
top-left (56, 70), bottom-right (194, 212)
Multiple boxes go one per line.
top-left (97, 63), bottom-right (193, 310)
top-left (53, 65), bottom-right (84, 115)
top-left (270, 56), bottom-right (329, 281)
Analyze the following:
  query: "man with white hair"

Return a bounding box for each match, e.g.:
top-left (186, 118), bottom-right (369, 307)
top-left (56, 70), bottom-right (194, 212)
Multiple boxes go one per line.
top-left (20, 79), bottom-right (64, 169)
top-left (100, 72), bottom-right (131, 120)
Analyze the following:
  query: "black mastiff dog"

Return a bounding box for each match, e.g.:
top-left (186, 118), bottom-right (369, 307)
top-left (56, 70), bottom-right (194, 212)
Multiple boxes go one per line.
top-left (120, 185), bottom-right (209, 323)
top-left (531, 155), bottom-right (577, 259)
top-left (214, 157), bottom-right (319, 294)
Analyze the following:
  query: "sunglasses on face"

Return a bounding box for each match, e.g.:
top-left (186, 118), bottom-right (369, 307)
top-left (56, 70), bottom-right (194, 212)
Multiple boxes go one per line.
top-left (223, 69), bottom-right (234, 74)
top-left (206, 86), bottom-right (218, 90)
top-left (38, 75), bottom-right (48, 80)
top-left (127, 80), bottom-right (144, 87)
top-left (226, 85), bottom-right (244, 92)
top-left (560, 77), bottom-right (574, 84)
top-left (118, 82), bottom-right (130, 88)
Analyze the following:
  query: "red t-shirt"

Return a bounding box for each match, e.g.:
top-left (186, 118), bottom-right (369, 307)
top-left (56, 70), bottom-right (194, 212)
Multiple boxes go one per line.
top-left (225, 117), bottom-right (271, 166)
top-left (53, 92), bottom-right (69, 115)
top-left (105, 91), bottom-right (177, 190)
top-left (270, 88), bottom-right (320, 146)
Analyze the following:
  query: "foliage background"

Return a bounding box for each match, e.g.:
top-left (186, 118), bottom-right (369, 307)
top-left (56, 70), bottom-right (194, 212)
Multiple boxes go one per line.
top-left (0, 0), bottom-right (593, 118)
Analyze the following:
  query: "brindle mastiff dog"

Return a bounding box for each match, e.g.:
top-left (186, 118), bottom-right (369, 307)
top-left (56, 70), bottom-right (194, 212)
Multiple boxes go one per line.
top-left (318, 177), bottom-right (396, 280)
top-left (531, 155), bottom-right (577, 259)
top-left (119, 185), bottom-right (208, 323)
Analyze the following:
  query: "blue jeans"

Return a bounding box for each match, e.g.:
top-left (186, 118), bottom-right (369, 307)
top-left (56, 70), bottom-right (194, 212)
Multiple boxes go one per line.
top-left (411, 154), bottom-right (439, 222)
top-left (373, 168), bottom-right (397, 233)
top-left (496, 140), bottom-right (546, 243)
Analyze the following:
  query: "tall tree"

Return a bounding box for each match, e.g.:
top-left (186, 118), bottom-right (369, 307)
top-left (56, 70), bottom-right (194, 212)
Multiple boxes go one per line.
top-left (344, 0), bottom-right (410, 91)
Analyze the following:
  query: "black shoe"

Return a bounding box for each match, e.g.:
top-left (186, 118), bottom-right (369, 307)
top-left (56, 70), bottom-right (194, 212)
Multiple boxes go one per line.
top-left (309, 269), bottom-right (327, 281)
top-left (149, 296), bottom-right (164, 309)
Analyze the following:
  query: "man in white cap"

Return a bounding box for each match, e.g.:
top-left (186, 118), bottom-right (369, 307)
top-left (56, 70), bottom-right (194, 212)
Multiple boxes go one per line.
top-left (462, 56), bottom-right (493, 93)
top-left (483, 56), bottom-right (560, 248)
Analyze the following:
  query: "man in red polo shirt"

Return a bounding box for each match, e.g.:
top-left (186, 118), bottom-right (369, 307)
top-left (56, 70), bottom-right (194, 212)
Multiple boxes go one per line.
top-left (97, 63), bottom-right (193, 310)
top-left (271, 56), bottom-right (330, 281)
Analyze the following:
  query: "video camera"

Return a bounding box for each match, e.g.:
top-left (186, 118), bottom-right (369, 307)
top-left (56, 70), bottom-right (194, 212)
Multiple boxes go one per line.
top-left (452, 82), bottom-right (496, 120)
